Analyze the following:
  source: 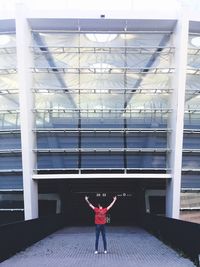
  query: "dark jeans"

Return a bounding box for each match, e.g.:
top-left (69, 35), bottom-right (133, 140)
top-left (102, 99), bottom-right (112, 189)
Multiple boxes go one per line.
top-left (95, 224), bottom-right (107, 251)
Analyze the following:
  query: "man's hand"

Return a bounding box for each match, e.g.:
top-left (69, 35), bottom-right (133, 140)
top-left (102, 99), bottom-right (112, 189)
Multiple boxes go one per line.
top-left (107, 196), bottom-right (117, 211)
top-left (85, 196), bottom-right (95, 210)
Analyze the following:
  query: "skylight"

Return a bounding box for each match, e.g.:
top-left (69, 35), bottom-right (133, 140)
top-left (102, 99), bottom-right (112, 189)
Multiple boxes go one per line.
top-left (85, 34), bottom-right (117, 43)
top-left (191, 37), bottom-right (200, 47)
top-left (0, 35), bottom-right (11, 46)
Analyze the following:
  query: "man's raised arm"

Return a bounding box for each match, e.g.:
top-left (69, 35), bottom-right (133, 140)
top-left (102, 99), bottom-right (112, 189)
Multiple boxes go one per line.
top-left (107, 196), bottom-right (117, 211)
top-left (85, 196), bottom-right (95, 210)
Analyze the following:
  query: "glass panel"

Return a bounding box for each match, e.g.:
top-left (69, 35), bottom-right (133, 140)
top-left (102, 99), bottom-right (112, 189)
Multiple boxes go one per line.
top-left (81, 132), bottom-right (123, 148)
top-left (33, 32), bottom-right (171, 48)
top-left (183, 133), bottom-right (200, 149)
top-left (33, 73), bottom-right (79, 89)
top-left (0, 33), bottom-right (17, 84)
top-left (186, 33), bottom-right (200, 128)
top-left (35, 114), bottom-right (79, 128)
top-left (184, 114), bottom-right (200, 129)
top-left (37, 153), bottom-right (78, 168)
top-left (0, 74), bottom-right (18, 89)
top-left (79, 73), bottom-right (126, 90)
top-left (0, 33), bottom-right (19, 137)
top-left (0, 154), bottom-right (22, 169)
top-left (80, 92), bottom-right (124, 110)
top-left (181, 173), bottom-right (200, 188)
top-left (34, 53), bottom-right (79, 68)
top-left (80, 33), bottom-right (124, 47)
top-left (127, 153), bottom-right (166, 168)
top-left (32, 32), bottom-right (79, 47)
top-left (33, 72), bottom-right (172, 91)
top-left (0, 94), bottom-right (19, 110)
top-left (81, 153), bottom-right (124, 168)
top-left (0, 113), bottom-right (20, 129)
top-left (37, 132), bottom-right (78, 149)
top-left (183, 33), bottom-right (200, 174)
top-left (126, 118), bottom-right (167, 128)
top-left (34, 92), bottom-right (77, 109)
top-left (0, 53), bottom-right (16, 69)
top-left (181, 191), bottom-right (200, 209)
top-left (81, 117), bottom-right (124, 128)
top-left (180, 190), bottom-right (200, 223)
top-left (127, 91), bottom-right (170, 109)
top-left (182, 155), bottom-right (200, 169)
top-left (127, 132), bottom-right (167, 148)
top-left (0, 133), bottom-right (21, 149)
top-left (34, 52), bottom-right (167, 69)
top-left (0, 174), bottom-right (23, 189)
top-left (0, 34), bottom-right (16, 48)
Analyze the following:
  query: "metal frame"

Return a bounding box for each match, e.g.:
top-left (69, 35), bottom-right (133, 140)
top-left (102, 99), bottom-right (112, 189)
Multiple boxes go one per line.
top-left (34, 167), bottom-right (170, 175)
top-left (34, 128), bottom-right (170, 133)
top-left (33, 173), bottom-right (171, 179)
top-left (34, 148), bottom-right (170, 153)
top-left (32, 88), bottom-right (173, 94)
top-left (33, 107), bottom-right (172, 114)
top-left (31, 66), bottom-right (175, 74)
top-left (31, 45), bottom-right (175, 55)
top-left (145, 189), bottom-right (166, 213)
top-left (0, 68), bottom-right (17, 74)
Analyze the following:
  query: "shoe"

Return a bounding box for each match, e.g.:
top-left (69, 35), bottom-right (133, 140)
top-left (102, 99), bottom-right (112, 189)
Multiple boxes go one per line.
top-left (94, 251), bottom-right (98, 254)
top-left (104, 250), bottom-right (107, 254)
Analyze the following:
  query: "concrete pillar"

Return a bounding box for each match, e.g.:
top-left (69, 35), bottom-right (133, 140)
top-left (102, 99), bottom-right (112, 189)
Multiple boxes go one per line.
top-left (166, 9), bottom-right (189, 218)
top-left (16, 3), bottom-right (38, 220)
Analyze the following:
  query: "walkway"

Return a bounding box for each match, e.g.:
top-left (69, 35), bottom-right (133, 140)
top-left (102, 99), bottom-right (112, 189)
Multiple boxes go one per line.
top-left (0, 227), bottom-right (195, 267)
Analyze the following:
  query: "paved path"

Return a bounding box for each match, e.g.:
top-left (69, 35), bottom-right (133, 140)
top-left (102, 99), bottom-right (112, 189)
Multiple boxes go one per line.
top-left (0, 226), bottom-right (195, 267)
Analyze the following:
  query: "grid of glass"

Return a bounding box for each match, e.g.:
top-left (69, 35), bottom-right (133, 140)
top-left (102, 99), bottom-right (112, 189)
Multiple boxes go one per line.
top-left (32, 32), bottom-right (173, 172)
top-left (0, 33), bottom-right (22, 189)
top-left (182, 33), bottom-right (200, 188)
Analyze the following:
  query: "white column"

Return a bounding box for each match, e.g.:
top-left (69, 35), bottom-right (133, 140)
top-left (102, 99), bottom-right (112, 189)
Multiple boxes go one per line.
top-left (166, 9), bottom-right (189, 218)
top-left (15, 3), bottom-right (38, 220)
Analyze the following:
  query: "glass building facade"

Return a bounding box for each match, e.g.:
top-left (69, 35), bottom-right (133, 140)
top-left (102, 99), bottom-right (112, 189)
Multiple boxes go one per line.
top-left (32, 32), bottom-right (172, 172)
top-left (0, 4), bottom-right (199, 223)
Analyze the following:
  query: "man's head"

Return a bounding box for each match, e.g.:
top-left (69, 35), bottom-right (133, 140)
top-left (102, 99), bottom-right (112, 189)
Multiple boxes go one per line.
top-left (98, 203), bottom-right (103, 209)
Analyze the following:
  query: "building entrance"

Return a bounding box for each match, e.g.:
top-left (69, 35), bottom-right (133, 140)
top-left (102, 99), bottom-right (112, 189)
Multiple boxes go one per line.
top-left (64, 191), bottom-right (137, 226)
top-left (38, 178), bottom-right (166, 226)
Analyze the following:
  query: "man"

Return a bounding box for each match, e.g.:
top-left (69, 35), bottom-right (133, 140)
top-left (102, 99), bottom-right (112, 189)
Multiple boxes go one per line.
top-left (85, 195), bottom-right (117, 254)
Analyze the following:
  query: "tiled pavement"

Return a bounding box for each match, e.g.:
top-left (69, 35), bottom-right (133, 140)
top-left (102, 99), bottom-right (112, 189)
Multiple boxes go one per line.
top-left (0, 226), bottom-right (195, 267)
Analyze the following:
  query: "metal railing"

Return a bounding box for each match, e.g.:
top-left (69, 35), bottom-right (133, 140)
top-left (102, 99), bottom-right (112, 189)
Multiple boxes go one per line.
top-left (0, 213), bottom-right (66, 263)
top-left (141, 213), bottom-right (200, 266)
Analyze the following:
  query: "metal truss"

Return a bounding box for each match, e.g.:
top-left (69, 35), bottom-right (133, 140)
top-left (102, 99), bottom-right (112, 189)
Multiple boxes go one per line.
top-left (31, 66), bottom-right (175, 74)
top-left (34, 148), bottom-right (170, 153)
top-left (32, 87), bottom-right (173, 94)
top-left (31, 45), bottom-right (174, 55)
top-left (34, 127), bottom-right (170, 133)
